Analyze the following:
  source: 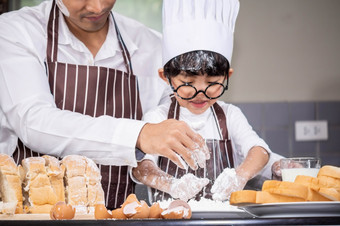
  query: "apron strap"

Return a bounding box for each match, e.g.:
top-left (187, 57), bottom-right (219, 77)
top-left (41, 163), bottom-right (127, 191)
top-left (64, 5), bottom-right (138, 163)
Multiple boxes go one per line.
top-left (47, 0), bottom-right (59, 62)
top-left (211, 102), bottom-right (234, 167)
top-left (167, 95), bottom-right (180, 120)
top-left (111, 13), bottom-right (133, 75)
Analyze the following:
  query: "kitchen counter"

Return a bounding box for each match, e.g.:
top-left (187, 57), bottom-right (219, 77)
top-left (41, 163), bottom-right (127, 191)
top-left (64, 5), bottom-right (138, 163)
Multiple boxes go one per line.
top-left (1, 212), bottom-right (339, 225)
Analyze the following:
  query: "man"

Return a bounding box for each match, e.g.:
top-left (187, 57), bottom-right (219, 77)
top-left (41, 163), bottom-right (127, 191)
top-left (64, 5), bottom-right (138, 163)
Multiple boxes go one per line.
top-left (0, 0), bottom-right (207, 209)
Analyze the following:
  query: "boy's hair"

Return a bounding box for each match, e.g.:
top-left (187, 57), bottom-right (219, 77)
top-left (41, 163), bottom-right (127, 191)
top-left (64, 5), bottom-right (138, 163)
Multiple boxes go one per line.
top-left (163, 50), bottom-right (230, 77)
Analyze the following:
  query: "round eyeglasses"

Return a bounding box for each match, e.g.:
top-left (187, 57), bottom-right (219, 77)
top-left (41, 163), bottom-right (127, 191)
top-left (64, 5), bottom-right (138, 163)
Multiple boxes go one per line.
top-left (168, 75), bottom-right (229, 100)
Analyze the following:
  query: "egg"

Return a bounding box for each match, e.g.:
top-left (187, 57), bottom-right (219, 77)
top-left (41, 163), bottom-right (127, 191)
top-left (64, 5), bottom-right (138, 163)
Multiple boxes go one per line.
top-left (149, 202), bottom-right (163, 218)
top-left (111, 208), bottom-right (127, 219)
top-left (50, 201), bottom-right (75, 220)
top-left (121, 194), bottom-right (150, 219)
top-left (161, 200), bottom-right (192, 219)
top-left (94, 204), bottom-right (112, 219)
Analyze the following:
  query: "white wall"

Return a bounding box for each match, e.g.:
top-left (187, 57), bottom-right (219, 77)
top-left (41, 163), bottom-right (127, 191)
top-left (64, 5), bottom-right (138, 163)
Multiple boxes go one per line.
top-left (224, 0), bottom-right (340, 103)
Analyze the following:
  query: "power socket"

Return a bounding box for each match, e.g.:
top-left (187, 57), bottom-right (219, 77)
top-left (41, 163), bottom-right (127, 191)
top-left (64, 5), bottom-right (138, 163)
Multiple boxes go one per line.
top-left (295, 120), bottom-right (328, 141)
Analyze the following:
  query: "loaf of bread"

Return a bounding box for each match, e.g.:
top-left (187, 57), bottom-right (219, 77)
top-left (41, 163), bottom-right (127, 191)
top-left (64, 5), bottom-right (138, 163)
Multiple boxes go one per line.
top-left (0, 154), bottom-right (23, 214)
top-left (256, 191), bottom-right (305, 203)
top-left (229, 190), bottom-right (257, 205)
top-left (61, 155), bottom-right (88, 214)
top-left (85, 157), bottom-right (105, 213)
top-left (262, 180), bottom-right (309, 200)
top-left (230, 165), bottom-right (340, 205)
top-left (42, 155), bottom-right (65, 202)
top-left (21, 157), bottom-right (58, 213)
top-left (61, 155), bottom-right (105, 214)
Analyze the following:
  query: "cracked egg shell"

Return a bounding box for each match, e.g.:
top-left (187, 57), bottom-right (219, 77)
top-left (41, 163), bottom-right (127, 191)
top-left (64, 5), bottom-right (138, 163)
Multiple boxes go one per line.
top-left (50, 201), bottom-right (75, 220)
top-left (111, 208), bottom-right (127, 219)
top-left (149, 202), bottom-right (163, 218)
top-left (161, 200), bottom-right (192, 219)
top-left (94, 204), bottom-right (112, 219)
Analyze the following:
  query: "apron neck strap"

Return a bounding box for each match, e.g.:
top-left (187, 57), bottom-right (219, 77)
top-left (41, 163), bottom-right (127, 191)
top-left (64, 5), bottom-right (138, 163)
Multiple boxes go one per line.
top-left (211, 103), bottom-right (229, 140)
top-left (46, 1), bottom-right (133, 75)
top-left (167, 95), bottom-right (180, 120)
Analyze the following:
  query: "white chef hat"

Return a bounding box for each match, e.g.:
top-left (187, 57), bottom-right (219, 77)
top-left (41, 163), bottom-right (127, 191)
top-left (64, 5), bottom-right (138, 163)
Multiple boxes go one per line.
top-left (162, 0), bottom-right (240, 66)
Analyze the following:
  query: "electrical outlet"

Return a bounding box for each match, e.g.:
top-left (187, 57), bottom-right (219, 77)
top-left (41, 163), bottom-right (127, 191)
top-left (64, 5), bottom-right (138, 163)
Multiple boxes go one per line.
top-left (295, 120), bottom-right (328, 141)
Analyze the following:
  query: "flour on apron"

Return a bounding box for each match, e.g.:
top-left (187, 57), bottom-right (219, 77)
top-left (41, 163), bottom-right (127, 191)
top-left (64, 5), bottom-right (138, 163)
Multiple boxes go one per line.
top-left (151, 96), bottom-right (234, 202)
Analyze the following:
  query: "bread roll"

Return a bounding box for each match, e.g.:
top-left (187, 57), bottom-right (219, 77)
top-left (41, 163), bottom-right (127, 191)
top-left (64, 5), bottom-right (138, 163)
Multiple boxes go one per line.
top-left (229, 190), bottom-right (257, 205)
top-left (318, 165), bottom-right (340, 179)
top-left (21, 157), bottom-right (58, 213)
top-left (0, 154), bottom-right (23, 214)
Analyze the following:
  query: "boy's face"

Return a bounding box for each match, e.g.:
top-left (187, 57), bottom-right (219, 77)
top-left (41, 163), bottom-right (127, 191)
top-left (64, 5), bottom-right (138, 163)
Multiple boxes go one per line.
top-left (159, 69), bottom-right (233, 115)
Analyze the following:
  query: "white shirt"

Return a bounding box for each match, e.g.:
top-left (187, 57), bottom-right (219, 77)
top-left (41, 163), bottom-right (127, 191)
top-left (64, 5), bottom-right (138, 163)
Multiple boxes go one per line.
top-left (0, 1), bottom-right (171, 166)
top-left (143, 101), bottom-right (281, 180)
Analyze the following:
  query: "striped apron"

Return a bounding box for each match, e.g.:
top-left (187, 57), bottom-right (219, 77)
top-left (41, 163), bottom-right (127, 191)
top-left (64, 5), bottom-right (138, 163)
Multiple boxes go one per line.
top-left (151, 96), bottom-right (234, 201)
top-left (12, 1), bottom-right (142, 209)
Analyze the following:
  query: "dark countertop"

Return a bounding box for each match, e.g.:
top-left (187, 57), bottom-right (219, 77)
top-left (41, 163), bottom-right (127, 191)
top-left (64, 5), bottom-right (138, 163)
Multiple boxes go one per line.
top-left (1, 212), bottom-right (340, 226)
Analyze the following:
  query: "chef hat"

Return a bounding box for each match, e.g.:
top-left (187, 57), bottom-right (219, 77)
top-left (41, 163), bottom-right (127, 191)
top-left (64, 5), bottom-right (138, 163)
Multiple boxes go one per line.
top-left (162, 0), bottom-right (240, 66)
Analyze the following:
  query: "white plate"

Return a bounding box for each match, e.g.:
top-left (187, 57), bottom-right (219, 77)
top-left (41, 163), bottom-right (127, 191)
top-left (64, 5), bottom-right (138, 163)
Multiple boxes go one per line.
top-left (240, 201), bottom-right (340, 218)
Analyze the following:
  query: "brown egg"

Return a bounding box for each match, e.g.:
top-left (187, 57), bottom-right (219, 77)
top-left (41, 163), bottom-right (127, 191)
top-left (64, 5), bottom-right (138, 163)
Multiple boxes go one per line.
top-left (111, 208), bottom-right (127, 219)
top-left (161, 200), bottom-right (192, 219)
top-left (94, 204), bottom-right (112, 219)
top-left (149, 202), bottom-right (163, 218)
top-left (50, 201), bottom-right (75, 220)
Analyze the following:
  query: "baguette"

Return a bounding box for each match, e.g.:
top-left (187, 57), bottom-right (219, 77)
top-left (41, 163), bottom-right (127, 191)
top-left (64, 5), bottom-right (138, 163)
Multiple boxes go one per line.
top-left (0, 154), bottom-right (23, 214)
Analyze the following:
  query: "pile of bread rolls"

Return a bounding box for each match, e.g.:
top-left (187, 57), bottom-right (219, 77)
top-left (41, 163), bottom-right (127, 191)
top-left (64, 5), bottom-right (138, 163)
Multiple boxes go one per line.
top-left (0, 154), bottom-right (104, 215)
top-left (230, 165), bottom-right (340, 205)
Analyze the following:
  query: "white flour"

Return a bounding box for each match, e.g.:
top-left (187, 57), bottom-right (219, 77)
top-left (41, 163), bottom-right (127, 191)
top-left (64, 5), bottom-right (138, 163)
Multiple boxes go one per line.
top-left (158, 198), bottom-right (242, 212)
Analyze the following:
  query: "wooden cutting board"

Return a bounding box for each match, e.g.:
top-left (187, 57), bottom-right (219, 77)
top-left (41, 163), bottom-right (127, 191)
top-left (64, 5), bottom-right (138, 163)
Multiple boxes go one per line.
top-left (0, 214), bottom-right (95, 220)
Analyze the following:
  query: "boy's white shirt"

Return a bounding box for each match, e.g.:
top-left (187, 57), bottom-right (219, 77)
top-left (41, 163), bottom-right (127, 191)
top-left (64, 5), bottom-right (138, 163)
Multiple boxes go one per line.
top-left (130, 100), bottom-right (283, 188)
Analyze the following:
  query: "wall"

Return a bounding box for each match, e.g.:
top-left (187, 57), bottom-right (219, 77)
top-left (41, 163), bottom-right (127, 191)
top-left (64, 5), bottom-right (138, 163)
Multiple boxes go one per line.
top-left (228, 0), bottom-right (340, 102)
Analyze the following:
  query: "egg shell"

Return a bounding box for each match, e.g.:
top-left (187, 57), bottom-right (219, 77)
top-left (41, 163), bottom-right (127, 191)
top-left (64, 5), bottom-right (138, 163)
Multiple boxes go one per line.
top-left (50, 201), bottom-right (75, 220)
top-left (111, 208), bottom-right (127, 219)
top-left (129, 200), bottom-right (150, 219)
top-left (94, 204), bottom-right (112, 219)
top-left (162, 200), bottom-right (192, 219)
top-left (149, 202), bottom-right (163, 218)
top-left (121, 193), bottom-right (140, 210)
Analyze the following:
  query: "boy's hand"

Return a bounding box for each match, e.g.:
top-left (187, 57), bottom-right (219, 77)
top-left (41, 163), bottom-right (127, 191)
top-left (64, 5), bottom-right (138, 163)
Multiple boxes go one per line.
top-left (167, 174), bottom-right (209, 201)
top-left (211, 168), bottom-right (247, 201)
top-left (136, 119), bottom-right (208, 170)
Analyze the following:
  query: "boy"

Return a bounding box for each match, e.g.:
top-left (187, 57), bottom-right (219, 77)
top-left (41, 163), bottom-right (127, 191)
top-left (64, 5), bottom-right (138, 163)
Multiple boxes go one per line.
top-left (132, 0), bottom-right (276, 202)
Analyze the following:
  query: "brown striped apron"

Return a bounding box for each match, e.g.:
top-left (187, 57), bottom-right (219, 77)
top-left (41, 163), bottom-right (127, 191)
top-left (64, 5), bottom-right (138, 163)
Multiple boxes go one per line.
top-left (12, 1), bottom-right (143, 209)
top-left (151, 96), bottom-right (234, 202)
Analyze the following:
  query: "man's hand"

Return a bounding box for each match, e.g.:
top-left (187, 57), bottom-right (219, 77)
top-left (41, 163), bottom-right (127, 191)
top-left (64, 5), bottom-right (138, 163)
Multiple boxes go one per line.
top-left (136, 119), bottom-right (209, 170)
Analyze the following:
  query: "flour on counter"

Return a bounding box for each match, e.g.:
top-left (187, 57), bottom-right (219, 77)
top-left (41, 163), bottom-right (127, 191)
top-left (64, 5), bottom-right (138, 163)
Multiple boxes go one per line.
top-left (158, 198), bottom-right (242, 212)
